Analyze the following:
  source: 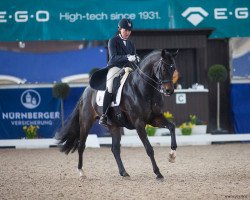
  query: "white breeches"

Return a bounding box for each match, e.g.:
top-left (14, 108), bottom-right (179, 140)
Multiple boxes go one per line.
top-left (106, 66), bottom-right (121, 93)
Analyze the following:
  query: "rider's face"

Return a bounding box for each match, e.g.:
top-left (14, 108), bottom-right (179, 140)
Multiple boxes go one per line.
top-left (120, 28), bottom-right (131, 39)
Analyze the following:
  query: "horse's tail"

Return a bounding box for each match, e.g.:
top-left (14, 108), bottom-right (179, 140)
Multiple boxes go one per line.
top-left (58, 99), bottom-right (82, 154)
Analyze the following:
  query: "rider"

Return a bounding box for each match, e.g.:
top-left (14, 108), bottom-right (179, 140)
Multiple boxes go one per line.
top-left (99, 18), bottom-right (137, 127)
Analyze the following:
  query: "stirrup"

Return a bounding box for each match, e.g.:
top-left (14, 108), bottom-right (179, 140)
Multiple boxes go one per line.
top-left (99, 115), bottom-right (108, 127)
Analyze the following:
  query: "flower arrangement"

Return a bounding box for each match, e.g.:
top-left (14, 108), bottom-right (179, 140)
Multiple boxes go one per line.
top-left (145, 124), bottom-right (156, 136)
top-left (23, 125), bottom-right (39, 139)
top-left (189, 114), bottom-right (206, 125)
top-left (163, 111), bottom-right (174, 123)
top-left (189, 114), bottom-right (198, 125)
top-left (189, 114), bottom-right (207, 134)
top-left (179, 122), bottom-right (193, 135)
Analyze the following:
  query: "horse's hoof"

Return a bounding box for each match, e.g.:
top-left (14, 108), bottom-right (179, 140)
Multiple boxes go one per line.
top-left (121, 172), bottom-right (130, 179)
top-left (78, 169), bottom-right (86, 178)
top-left (168, 156), bottom-right (176, 163)
top-left (156, 174), bottom-right (164, 181)
top-left (168, 150), bottom-right (176, 163)
top-left (123, 172), bottom-right (130, 177)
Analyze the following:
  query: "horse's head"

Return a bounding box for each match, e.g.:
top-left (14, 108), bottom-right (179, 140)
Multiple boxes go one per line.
top-left (153, 49), bottom-right (178, 96)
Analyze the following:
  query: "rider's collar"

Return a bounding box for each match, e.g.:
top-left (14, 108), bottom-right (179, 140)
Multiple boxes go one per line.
top-left (119, 34), bottom-right (127, 41)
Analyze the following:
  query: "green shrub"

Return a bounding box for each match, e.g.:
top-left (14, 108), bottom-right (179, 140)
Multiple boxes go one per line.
top-left (208, 64), bottom-right (228, 82)
top-left (52, 83), bottom-right (70, 99)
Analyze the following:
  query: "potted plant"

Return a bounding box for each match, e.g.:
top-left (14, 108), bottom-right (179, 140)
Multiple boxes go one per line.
top-left (179, 122), bottom-right (193, 136)
top-left (189, 114), bottom-right (207, 135)
top-left (145, 125), bottom-right (156, 136)
top-left (208, 64), bottom-right (228, 133)
top-left (23, 125), bottom-right (39, 139)
top-left (163, 111), bottom-right (175, 123)
top-left (52, 82), bottom-right (70, 128)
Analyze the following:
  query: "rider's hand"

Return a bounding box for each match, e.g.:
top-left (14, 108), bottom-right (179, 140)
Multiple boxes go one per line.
top-left (136, 55), bottom-right (140, 63)
top-left (127, 55), bottom-right (136, 62)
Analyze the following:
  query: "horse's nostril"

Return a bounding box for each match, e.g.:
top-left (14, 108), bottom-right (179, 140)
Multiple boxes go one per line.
top-left (166, 89), bottom-right (173, 95)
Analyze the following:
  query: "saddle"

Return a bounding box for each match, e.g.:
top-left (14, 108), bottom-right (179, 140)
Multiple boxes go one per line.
top-left (96, 67), bottom-right (133, 107)
top-left (94, 67), bottom-right (135, 129)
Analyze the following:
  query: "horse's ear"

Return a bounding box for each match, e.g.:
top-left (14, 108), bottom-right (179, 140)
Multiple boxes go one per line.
top-left (172, 49), bottom-right (179, 58)
top-left (161, 49), bottom-right (169, 58)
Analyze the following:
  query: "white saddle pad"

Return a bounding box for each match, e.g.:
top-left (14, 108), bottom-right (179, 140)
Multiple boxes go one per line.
top-left (96, 67), bottom-right (132, 107)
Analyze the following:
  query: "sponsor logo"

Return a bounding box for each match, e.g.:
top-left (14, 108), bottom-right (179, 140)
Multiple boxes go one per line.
top-left (0, 10), bottom-right (49, 23)
top-left (21, 89), bottom-right (41, 109)
top-left (182, 7), bottom-right (249, 26)
top-left (182, 7), bottom-right (209, 26)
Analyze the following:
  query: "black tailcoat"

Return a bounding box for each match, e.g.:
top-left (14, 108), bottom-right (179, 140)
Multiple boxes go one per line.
top-left (107, 35), bottom-right (136, 68)
top-left (90, 35), bottom-right (136, 90)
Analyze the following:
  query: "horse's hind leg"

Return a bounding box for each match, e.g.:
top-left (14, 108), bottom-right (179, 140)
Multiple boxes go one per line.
top-left (136, 125), bottom-right (164, 180)
top-left (77, 108), bottom-right (96, 177)
top-left (110, 126), bottom-right (130, 177)
top-left (77, 127), bottom-right (87, 177)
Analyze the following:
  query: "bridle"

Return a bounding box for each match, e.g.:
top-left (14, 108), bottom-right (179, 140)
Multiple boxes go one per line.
top-left (154, 58), bottom-right (176, 96)
top-left (155, 58), bottom-right (175, 84)
top-left (132, 57), bottom-right (176, 96)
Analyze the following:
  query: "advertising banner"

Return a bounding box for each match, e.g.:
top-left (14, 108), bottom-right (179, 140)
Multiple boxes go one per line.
top-left (231, 83), bottom-right (250, 133)
top-left (0, 87), bottom-right (61, 139)
top-left (0, 0), bottom-right (249, 41)
top-left (0, 47), bottom-right (107, 83)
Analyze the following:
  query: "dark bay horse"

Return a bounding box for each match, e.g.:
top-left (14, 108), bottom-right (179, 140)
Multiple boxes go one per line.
top-left (58, 49), bottom-right (178, 180)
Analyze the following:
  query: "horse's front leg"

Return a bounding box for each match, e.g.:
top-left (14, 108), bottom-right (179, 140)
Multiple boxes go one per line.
top-left (167, 121), bottom-right (177, 163)
top-left (109, 126), bottom-right (130, 177)
top-left (136, 125), bottom-right (164, 180)
top-left (152, 115), bottom-right (177, 163)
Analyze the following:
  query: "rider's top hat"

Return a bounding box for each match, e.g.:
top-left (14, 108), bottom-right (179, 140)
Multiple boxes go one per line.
top-left (118, 18), bottom-right (133, 31)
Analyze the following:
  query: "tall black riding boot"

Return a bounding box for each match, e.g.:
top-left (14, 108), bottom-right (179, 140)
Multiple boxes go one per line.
top-left (99, 91), bottom-right (113, 127)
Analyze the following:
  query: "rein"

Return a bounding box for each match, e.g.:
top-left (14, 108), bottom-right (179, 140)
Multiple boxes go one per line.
top-left (131, 58), bottom-right (173, 95)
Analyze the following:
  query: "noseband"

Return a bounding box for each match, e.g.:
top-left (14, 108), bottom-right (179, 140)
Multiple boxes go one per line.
top-left (155, 58), bottom-right (174, 85)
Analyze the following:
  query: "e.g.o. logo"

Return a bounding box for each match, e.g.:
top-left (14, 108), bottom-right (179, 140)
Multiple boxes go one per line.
top-left (21, 89), bottom-right (41, 109)
top-left (182, 7), bottom-right (209, 26)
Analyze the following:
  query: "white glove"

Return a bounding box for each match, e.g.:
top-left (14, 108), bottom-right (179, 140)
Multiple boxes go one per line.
top-left (136, 55), bottom-right (140, 62)
top-left (127, 55), bottom-right (136, 62)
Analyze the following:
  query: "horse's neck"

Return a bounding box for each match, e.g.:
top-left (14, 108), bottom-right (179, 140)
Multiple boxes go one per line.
top-left (129, 52), bottom-right (161, 95)
top-left (140, 53), bottom-right (160, 75)
top-left (132, 65), bottom-right (158, 96)
top-left (140, 65), bottom-right (153, 75)
top-left (129, 69), bottom-right (163, 110)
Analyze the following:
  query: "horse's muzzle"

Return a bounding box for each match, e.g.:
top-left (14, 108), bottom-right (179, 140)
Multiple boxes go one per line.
top-left (164, 89), bottom-right (174, 96)
top-left (160, 85), bottom-right (174, 96)
top-left (161, 83), bottom-right (174, 96)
